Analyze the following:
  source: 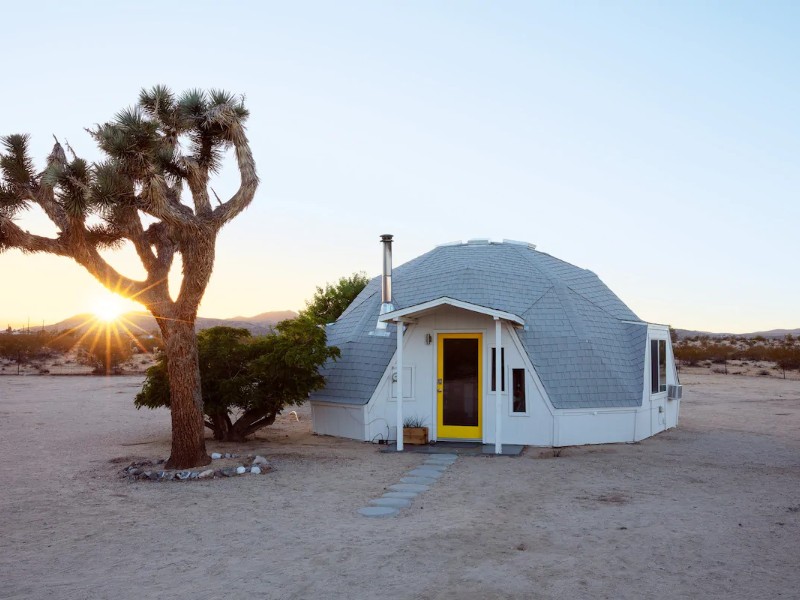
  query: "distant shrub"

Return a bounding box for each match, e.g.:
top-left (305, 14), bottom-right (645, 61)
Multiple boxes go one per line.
top-left (757, 369), bottom-right (771, 376)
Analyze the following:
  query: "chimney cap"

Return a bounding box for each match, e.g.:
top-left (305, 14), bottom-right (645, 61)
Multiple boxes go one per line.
top-left (380, 234), bottom-right (393, 242)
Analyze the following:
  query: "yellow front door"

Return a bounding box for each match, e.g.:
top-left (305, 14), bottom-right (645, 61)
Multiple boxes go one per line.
top-left (437, 333), bottom-right (482, 440)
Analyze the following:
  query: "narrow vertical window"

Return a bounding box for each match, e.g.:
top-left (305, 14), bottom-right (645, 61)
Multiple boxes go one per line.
top-left (658, 340), bottom-right (667, 393)
top-left (650, 340), bottom-right (659, 393)
top-left (491, 347), bottom-right (505, 391)
top-left (651, 340), bottom-right (668, 393)
top-left (512, 368), bottom-right (526, 413)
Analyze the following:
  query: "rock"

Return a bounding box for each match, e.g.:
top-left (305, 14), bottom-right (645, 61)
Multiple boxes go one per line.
top-left (252, 455), bottom-right (268, 466)
top-left (224, 453), bottom-right (232, 459)
top-left (400, 476), bottom-right (437, 485)
top-left (250, 466), bottom-right (261, 475)
top-left (220, 467), bottom-right (237, 477)
top-left (198, 469), bottom-right (214, 479)
top-left (236, 466), bottom-right (247, 475)
top-left (358, 506), bottom-right (399, 518)
top-left (189, 472), bottom-right (199, 479)
top-left (176, 471), bottom-right (191, 480)
top-left (210, 452), bottom-right (222, 459)
top-left (370, 497), bottom-right (411, 508)
top-left (128, 468), bottom-right (140, 476)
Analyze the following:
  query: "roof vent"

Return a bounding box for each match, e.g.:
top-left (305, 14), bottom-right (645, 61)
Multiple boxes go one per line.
top-left (466, 238), bottom-right (491, 245)
top-left (503, 239), bottom-right (536, 250)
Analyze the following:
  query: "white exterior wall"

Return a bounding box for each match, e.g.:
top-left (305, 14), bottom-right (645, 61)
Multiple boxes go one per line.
top-left (311, 310), bottom-right (681, 446)
top-left (554, 408), bottom-right (639, 446)
top-left (634, 324), bottom-right (681, 441)
top-left (364, 306), bottom-right (555, 445)
top-left (310, 402), bottom-right (366, 440)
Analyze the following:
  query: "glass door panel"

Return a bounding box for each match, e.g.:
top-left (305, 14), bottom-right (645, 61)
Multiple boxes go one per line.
top-left (437, 333), bottom-right (482, 439)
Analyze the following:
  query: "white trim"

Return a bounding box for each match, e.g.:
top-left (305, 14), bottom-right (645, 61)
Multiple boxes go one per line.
top-left (494, 317), bottom-right (502, 455)
top-left (389, 364), bottom-right (415, 400)
top-left (508, 367), bottom-right (530, 417)
top-left (379, 297), bottom-right (525, 326)
top-left (396, 317), bottom-right (404, 451)
top-left (506, 327), bottom-right (555, 416)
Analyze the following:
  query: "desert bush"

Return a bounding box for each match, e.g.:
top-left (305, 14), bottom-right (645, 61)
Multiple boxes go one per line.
top-left (300, 272), bottom-right (369, 326)
top-left (77, 333), bottom-right (133, 375)
top-left (136, 321), bottom-right (340, 442)
top-left (44, 330), bottom-right (81, 353)
top-left (674, 345), bottom-right (706, 366)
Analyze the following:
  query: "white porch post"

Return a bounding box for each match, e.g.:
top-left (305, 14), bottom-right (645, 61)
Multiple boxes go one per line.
top-left (495, 317), bottom-right (502, 455)
top-left (396, 319), bottom-right (404, 451)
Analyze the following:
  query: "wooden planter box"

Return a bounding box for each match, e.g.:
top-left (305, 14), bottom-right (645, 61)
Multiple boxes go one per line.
top-left (403, 427), bottom-right (428, 445)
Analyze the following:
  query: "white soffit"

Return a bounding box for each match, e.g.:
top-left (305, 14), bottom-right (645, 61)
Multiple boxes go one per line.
top-left (378, 297), bottom-right (525, 326)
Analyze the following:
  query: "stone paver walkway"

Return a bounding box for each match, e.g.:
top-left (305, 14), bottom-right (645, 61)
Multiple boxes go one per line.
top-left (358, 453), bottom-right (458, 518)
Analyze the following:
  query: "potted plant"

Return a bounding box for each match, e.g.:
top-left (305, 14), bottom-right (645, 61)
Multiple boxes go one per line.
top-left (402, 416), bottom-right (428, 445)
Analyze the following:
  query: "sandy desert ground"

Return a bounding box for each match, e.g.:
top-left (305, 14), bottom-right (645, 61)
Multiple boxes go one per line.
top-left (1, 373), bottom-right (798, 600)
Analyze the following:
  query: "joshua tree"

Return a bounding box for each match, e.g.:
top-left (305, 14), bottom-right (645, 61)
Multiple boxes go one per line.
top-left (0, 86), bottom-right (258, 468)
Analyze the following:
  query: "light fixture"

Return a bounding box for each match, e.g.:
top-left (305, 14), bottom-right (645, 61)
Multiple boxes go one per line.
top-left (425, 333), bottom-right (432, 345)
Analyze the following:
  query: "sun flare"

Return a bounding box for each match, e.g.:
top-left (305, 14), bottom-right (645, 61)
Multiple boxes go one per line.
top-left (91, 294), bottom-right (128, 323)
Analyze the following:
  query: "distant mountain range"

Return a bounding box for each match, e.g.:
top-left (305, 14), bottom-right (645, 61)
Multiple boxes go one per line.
top-left (674, 327), bottom-right (800, 340)
top-left (18, 312), bottom-right (800, 341)
top-left (46, 310), bottom-right (298, 336)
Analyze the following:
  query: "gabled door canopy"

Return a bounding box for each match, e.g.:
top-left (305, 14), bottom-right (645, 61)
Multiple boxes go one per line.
top-left (378, 296), bottom-right (525, 326)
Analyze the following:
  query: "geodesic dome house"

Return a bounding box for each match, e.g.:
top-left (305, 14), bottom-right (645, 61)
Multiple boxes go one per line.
top-left (310, 236), bottom-right (680, 451)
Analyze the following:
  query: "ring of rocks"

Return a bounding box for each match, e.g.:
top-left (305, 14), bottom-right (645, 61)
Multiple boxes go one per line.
top-left (121, 452), bottom-right (272, 482)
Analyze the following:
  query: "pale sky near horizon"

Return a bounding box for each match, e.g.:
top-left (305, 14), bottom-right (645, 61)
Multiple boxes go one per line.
top-left (1, 1), bottom-right (797, 333)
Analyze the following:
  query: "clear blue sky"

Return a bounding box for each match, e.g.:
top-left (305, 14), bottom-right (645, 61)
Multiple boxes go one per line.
top-left (1, 1), bottom-right (798, 332)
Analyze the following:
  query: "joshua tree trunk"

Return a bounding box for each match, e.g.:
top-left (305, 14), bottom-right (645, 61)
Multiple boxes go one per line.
top-left (160, 320), bottom-right (210, 468)
top-left (153, 233), bottom-right (218, 468)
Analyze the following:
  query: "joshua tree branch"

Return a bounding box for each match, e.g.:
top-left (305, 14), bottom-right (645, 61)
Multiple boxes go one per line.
top-left (34, 186), bottom-right (69, 231)
top-left (141, 173), bottom-right (197, 228)
top-left (0, 216), bottom-right (69, 255)
top-left (117, 208), bottom-right (159, 272)
top-left (210, 124), bottom-right (258, 227)
top-left (184, 159), bottom-right (212, 216)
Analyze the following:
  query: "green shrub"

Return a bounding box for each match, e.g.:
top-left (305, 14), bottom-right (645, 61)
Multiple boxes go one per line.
top-left (136, 320), bottom-right (340, 441)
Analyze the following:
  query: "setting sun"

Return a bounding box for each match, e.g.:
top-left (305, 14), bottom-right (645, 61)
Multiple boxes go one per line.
top-left (91, 294), bottom-right (129, 323)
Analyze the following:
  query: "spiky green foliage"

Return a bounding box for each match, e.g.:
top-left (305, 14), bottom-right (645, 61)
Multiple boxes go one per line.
top-left (0, 134), bottom-right (35, 190)
top-left (0, 135), bottom-right (35, 220)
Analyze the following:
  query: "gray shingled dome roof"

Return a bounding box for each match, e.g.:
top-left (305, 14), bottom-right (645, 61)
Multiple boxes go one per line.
top-left (311, 241), bottom-right (648, 409)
